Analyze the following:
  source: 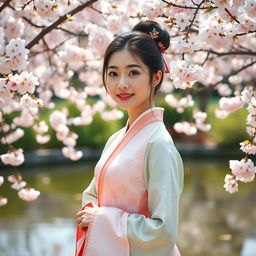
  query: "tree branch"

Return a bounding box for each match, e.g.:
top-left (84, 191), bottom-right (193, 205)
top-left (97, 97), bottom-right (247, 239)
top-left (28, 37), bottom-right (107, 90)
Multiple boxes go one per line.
top-left (26, 0), bottom-right (98, 50)
top-left (185, 0), bottom-right (205, 38)
top-left (236, 30), bottom-right (256, 37)
top-left (29, 36), bottom-right (72, 57)
top-left (225, 8), bottom-right (240, 24)
top-left (197, 49), bottom-right (256, 57)
top-left (212, 60), bottom-right (256, 87)
top-left (0, 0), bottom-right (12, 12)
top-left (161, 0), bottom-right (216, 10)
top-left (189, 60), bottom-right (256, 94)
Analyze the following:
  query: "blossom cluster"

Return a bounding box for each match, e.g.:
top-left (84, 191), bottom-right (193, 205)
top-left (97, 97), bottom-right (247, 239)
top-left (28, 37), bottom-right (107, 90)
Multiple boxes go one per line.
top-left (0, 174), bottom-right (40, 206)
top-left (49, 109), bottom-right (83, 161)
top-left (169, 60), bottom-right (202, 90)
top-left (224, 86), bottom-right (256, 193)
top-left (0, 38), bottom-right (29, 74)
top-left (173, 110), bottom-right (211, 136)
top-left (224, 158), bottom-right (256, 193)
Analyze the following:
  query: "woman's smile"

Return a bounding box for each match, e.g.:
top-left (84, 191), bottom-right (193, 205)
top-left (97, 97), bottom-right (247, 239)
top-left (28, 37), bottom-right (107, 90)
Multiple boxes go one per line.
top-left (117, 93), bottom-right (135, 101)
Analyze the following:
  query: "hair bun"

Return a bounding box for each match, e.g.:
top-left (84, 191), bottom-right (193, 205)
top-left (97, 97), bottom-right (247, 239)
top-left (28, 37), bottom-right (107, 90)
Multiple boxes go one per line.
top-left (132, 20), bottom-right (170, 51)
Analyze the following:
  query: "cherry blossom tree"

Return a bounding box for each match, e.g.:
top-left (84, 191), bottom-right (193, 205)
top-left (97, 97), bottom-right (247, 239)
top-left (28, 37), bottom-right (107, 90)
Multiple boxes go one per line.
top-left (0, 0), bottom-right (255, 205)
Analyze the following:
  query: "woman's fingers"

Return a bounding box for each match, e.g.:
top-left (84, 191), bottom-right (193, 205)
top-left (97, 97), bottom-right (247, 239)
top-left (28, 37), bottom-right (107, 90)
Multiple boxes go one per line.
top-left (76, 207), bottom-right (95, 218)
top-left (78, 215), bottom-right (92, 229)
top-left (76, 205), bottom-right (99, 230)
top-left (76, 212), bottom-right (93, 226)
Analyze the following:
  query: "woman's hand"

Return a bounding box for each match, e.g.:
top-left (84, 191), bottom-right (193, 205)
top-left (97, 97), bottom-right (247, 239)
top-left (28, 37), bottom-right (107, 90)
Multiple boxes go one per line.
top-left (76, 202), bottom-right (99, 231)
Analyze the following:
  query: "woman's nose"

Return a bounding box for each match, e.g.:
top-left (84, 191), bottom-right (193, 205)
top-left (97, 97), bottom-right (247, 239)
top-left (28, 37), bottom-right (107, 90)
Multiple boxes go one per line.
top-left (118, 75), bottom-right (128, 89)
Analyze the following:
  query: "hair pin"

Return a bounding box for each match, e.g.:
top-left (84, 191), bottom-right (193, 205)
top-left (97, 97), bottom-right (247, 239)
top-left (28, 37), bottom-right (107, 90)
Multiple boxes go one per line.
top-left (149, 28), bottom-right (159, 39)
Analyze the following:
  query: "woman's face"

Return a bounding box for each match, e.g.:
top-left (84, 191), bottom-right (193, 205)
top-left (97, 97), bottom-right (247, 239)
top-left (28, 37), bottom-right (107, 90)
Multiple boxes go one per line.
top-left (105, 49), bottom-right (161, 115)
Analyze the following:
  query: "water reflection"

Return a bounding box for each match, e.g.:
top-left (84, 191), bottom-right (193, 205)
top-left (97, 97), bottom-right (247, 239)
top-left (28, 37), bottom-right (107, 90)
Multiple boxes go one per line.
top-left (0, 159), bottom-right (255, 256)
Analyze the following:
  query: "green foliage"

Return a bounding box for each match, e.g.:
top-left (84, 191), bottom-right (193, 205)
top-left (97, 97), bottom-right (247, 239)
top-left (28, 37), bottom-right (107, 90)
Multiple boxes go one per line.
top-left (206, 100), bottom-right (248, 147)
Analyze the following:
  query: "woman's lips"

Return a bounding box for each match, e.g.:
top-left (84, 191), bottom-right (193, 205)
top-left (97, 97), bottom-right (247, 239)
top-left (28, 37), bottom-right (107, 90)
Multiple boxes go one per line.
top-left (117, 94), bottom-right (134, 101)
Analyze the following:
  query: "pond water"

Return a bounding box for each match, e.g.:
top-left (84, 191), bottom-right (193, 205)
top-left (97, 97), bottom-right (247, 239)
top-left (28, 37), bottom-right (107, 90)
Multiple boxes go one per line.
top-left (0, 159), bottom-right (255, 256)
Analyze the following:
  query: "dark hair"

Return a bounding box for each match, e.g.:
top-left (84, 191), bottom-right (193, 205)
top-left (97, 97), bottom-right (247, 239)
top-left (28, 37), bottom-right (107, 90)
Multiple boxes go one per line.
top-left (102, 20), bottom-right (170, 97)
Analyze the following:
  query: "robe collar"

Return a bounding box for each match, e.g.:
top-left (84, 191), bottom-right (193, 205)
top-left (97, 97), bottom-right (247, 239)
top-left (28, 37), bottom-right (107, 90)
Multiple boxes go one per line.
top-left (124, 107), bottom-right (164, 134)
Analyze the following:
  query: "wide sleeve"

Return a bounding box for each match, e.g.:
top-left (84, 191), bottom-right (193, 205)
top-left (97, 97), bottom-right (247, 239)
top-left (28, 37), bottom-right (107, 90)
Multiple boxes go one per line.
top-left (127, 138), bottom-right (184, 256)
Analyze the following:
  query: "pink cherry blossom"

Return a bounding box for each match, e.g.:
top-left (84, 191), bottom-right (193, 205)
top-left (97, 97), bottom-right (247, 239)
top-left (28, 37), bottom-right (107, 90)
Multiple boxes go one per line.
top-left (18, 187), bottom-right (40, 201)
top-left (39, 89), bottom-right (54, 109)
top-left (215, 108), bottom-right (229, 119)
top-left (217, 84), bottom-right (232, 96)
top-left (196, 123), bottom-right (212, 132)
top-left (62, 146), bottom-right (83, 161)
top-left (8, 174), bottom-right (17, 183)
top-left (49, 110), bottom-right (67, 130)
top-left (20, 93), bottom-right (43, 107)
top-left (175, 13), bottom-right (191, 30)
top-left (73, 114), bottom-right (93, 126)
top-left (139, 0), bottom-right (164, 19)
top-left (33, 121), bottom-right (49, 133)
top-left (165, 94), bottom-right (179, 108)
top-left (56, 125), bottom-right (69, 141)
top-left (174, 36), bottom-right (201, 54)
top-left (101, 109), bottom-right (124, 121)
top-left (246, 127), bottom-right (256, 137)
top-left (240, 140), bottom-right (256, 155)
top-left (0, 176), bottom-right (4, 186)
top-left (13, 108), bottom-right (35, 127)
top-left (59, 45), bottom-right (91, 71)
top-left (244, 0), bottom-right (256, 18)
top-left (0, 149), bottom-right (24, 166)
top-left (93, 101), bottom-right (105, 113)
top-left (1, 16), bottom-right (24, 40)
top-left (241, 87), bottom-right (256, 105)
top-left (229, 158), bottom-right (256, 183)
top-left (36, 134), bottom-right (51, 144)
top-left (174, 121), bottom-right (197, 135)
top-left (193, 111), bottom-right (207, 123)
top-left (0, 38), bottom-right (29, 73)
top-left (0, 197), bottom-right (8, 206)
top-left (0, 128), bottom-right (24, 144)
top-left (224, 175), bottom-right (239, 194)
top-left (219, 96), bottom-right (244, 113)
top-left (34, 0), bottom-right (58, 19)
top-left (11, 180), bottom-right (27, 190)
top-left (246, 114), bottom-right (256, 128)
top-left (88, 27), bottom-right (113, 55)
top-left (63, 132), bottom-right (78, 147)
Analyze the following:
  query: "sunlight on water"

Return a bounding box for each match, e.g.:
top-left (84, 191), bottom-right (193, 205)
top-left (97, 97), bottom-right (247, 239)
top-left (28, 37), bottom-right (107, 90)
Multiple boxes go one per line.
top-left (0, 159), bottom-right (255, 256)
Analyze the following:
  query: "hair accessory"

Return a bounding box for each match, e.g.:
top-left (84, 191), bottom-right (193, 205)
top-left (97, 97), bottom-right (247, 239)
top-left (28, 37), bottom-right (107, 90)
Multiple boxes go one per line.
top-left (149, 28), bottom-right (159, 39)
top-left (149, 28), bottom-right (170, 74)
top-left (162, 55), bottom-right (170, 74)
top-left (158, 42), bottom-right (166, 54)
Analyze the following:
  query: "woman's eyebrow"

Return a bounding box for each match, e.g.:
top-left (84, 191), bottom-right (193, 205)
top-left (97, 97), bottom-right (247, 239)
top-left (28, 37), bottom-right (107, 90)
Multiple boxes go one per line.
top-left (107, 64), bottom-right (144, 70)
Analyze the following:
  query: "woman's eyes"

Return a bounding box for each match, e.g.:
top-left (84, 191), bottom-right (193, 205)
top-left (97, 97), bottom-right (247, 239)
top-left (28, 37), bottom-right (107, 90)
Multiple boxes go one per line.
top-left (129, 70), bottom-right (140, 76)
top-left (107, 70), bottom-right (140, 77)
top-left (108, 71), bottom-right (118, 77)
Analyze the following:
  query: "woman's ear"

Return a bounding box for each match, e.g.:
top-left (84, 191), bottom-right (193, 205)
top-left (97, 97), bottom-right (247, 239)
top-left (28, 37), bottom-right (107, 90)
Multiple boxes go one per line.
top-left (152, 70), bottom-right (162, 87)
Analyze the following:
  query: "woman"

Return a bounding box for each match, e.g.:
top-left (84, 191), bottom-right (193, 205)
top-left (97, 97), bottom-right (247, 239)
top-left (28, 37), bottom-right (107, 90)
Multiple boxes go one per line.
top-left (75, 20), bottom-right (184, 256)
